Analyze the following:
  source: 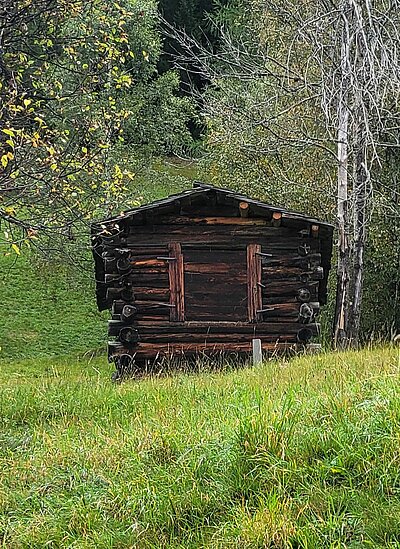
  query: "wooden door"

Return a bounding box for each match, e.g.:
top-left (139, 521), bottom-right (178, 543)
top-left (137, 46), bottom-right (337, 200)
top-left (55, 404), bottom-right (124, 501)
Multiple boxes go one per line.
top-left (183, 247), bottom-right (248, 321)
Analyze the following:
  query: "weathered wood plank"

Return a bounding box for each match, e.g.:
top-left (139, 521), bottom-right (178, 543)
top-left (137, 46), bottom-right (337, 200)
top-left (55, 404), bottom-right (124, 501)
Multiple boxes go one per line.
top-left (128, 321), bottom-right (320, 335)
top-left (261, 266), bottom-right (324, 281)
top-left (261, 253), bottom-right (321, 268)
top-left (184, 247), bottom-right (247, 321)
top-left (184, 263), bottom-right (243, 275)
top-left (126, 225), bottom-right (316, 238)
top-left (120, 333), bottom-right (297, 343)
top-left (109, 341), bottom-right (300, 358)
top-left (247, 244), bottom-right (262, 322)
top-left (168, 242), bottom-right (185, 321)
top-left (261, 282), bottom-right (320, 299)
top-left (151, 215), bottom-right (267, 226)
top-left (131, 288), bottom-right (170, 301)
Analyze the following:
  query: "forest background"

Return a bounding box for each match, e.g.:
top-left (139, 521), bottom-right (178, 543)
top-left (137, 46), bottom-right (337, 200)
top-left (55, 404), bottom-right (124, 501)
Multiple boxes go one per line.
top-left (0, 0), bottom-right (399, 360)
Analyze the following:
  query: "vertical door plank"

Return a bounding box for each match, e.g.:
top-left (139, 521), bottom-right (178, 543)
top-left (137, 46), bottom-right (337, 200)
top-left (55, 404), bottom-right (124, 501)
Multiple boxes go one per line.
top-left (247, 244), bottom-right (262, 322)
top-left (169, 242), bottom-right (185, 321)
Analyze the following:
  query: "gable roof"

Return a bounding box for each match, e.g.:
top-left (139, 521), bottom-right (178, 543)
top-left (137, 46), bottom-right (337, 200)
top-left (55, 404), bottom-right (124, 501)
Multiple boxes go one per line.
top-left (92, 182), bottom-right (334, 310)
top-left (92, 181), bottom-right (334, 229)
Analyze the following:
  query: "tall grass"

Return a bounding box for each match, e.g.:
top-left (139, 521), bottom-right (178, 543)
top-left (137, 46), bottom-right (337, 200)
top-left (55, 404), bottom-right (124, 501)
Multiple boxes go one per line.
top-left (0, 346), bottom-right (399, 547)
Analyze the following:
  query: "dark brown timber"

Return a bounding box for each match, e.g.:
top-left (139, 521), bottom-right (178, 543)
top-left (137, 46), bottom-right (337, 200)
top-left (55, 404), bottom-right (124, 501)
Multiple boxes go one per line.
top-left (91, 183), bottom-right (333, 368)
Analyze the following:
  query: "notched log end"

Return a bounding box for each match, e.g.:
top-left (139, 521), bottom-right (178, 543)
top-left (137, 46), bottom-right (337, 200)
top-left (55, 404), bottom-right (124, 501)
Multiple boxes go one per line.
top-left (239, 201), bottom-right (250, 218)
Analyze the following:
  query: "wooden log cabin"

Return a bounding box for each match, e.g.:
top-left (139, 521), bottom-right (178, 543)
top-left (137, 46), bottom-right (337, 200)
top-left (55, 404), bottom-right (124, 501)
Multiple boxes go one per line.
top-left (91, 182), bottom-right (334, 375)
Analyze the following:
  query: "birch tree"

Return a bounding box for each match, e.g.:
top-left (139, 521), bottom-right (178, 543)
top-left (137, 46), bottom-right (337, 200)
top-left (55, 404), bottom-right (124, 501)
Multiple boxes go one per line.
top-left (163, 0), bottom-right (400, 347)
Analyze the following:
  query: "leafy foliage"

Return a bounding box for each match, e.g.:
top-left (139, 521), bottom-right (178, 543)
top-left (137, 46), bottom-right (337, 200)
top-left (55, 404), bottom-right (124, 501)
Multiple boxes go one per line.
top-left (0, 0), bottom-right (194, 252)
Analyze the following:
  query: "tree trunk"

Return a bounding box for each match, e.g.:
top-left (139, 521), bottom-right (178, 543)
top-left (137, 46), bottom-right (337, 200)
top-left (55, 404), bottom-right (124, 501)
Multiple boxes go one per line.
top-left (347, 134), bottom-right (368, 345)
top-left (333, 7), bottom-right (352, 349)
top-left (347, 13), bottom-right (369, 346)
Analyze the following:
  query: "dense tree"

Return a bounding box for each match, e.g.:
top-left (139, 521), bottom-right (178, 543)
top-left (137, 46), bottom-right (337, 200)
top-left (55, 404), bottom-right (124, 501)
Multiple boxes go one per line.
top-left (0, 0), bottom-right (194, 253)
top-left (167, 0), bottom-right (400, 344)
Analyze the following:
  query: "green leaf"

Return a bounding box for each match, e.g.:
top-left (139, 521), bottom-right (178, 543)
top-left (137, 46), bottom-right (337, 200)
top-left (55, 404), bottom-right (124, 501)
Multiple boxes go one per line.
top-left (11, 243), bottom-right (21, 255)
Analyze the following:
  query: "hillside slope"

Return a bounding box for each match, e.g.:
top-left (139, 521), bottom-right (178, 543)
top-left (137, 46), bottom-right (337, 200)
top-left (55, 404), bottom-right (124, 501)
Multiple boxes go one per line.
top-left (0, 252), bottom-right (107, 359)
top-left (0, 347), bottom-right (399, 547)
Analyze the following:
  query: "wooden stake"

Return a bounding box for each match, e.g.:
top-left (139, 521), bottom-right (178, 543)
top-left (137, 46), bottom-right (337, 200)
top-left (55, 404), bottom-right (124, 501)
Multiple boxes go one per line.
top-left (252, 338), bottom-right (263, 365)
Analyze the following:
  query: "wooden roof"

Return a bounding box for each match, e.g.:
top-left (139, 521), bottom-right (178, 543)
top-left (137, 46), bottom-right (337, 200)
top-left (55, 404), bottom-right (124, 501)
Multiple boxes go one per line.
top-left (92, 181), bottom-right (334, 229)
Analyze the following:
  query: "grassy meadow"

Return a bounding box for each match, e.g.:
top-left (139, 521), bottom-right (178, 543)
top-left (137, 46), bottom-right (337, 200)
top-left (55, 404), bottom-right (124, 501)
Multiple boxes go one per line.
top-left (0, 347), bottom-right (399, 548)
top-left (1, 170), bottom-right (399, 547)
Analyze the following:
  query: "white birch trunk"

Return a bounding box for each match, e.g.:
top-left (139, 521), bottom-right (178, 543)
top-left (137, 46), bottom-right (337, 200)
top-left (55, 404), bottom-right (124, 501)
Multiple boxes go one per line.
top-left (333, 5), bottom-right (351, 349)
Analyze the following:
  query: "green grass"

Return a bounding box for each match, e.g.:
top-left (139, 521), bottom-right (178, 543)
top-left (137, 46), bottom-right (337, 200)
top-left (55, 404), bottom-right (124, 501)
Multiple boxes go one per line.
top-left (1, 346), bottom-right (399, 548)
top-left (0, 252), bottom-right (107, 359)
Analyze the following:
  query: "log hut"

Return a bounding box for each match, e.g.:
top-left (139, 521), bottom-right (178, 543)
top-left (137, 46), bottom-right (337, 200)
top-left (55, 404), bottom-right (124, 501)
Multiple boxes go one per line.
top-left (91, 182), bottom-right (334, 376)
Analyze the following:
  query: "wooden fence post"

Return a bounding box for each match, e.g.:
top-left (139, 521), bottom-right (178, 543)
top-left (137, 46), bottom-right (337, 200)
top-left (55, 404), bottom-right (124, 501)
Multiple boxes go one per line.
top-left (252, 338), bottom-right (263, 365)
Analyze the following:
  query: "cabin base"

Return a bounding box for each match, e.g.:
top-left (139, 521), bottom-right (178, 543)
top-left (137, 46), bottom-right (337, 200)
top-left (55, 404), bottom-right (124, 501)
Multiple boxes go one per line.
top-left (109, 341), bottom-right (320, 379)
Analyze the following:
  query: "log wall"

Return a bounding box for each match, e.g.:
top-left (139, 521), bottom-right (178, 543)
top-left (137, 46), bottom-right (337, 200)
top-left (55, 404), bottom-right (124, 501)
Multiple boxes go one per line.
top-left (94, 206), bottom-right (326, 365)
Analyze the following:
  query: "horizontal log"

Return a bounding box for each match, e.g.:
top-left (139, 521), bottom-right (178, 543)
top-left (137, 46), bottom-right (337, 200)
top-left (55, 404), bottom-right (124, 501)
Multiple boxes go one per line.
top-left (128, 224), bottom-right (295, 235)
top-left (122, 233), bottom-right (321, 249)
top-left (107, 282), bottom-right (319, 305)
top-left (262, 266), bottom-right (324, 281)
top-left (111, 313), bottom-right (169, 322)
top-left (185, 264), bottom-right (246, 275)
top-left (113, 246), bottom-right (168, 255)
top-left (116, 333), bottom-right (298, 344)
top-left (112, 292), bottom-right (170, 313)
top-left (151, 215), bottom-right (267, 226)
top-left (133, 288), bottom-right (170, 299)
top-left (184, 249), bottom-right (246, 262)
top-left (108, 341), bottom-right (301, 358)
top-left (109, 321), bottom-right (320, 336)
top-left (261, 253), bottom-right (321, 268)
top-left (184, 313), bottom-right (247, 321)
top-left (262, 281), bottom-right (319, 295)
top-left (261, 302), bottom-right (320, 317)
top-left (106, 272), bottom-right (169, 288)
top-left (103, 240), bottom-right (321, 258)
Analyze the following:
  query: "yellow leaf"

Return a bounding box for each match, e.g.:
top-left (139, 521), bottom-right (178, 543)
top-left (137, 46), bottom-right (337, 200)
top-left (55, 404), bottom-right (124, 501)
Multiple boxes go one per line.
top-left (23, 99), bottom-right (32, 107)
top-left (11, 243), bottom-right (21, 255)
top-left (50, 163), bottom-right (57, 170)
top-left (1, 155), bottom-right (8, 168)
top-left (2, 129), bottom-right (14, 137)
top-left (82, 146), bottom-right (88, 154)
